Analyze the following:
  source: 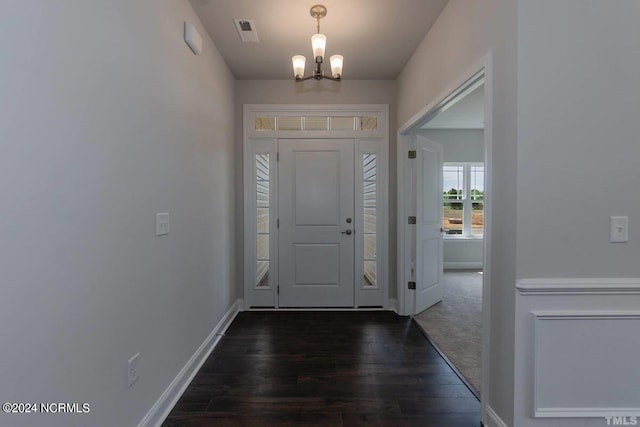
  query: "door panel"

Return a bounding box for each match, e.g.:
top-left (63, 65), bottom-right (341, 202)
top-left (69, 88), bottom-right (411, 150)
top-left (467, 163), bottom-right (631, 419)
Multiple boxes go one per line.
top-left (294, 152), bottom-right (340, 225)
top-left (279, 139), bottom-right (355, 307)
top-left (415, 136), bottom-right (444, 314)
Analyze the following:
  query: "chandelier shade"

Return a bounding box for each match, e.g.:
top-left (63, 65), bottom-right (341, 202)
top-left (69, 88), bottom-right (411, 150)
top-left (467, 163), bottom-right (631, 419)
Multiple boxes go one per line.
top-left (311, 33), bottom-right (327, 59)
top-left (292, 55), bottom-right (306, 79)
top-left (329, 55), bottom-right (343, 79)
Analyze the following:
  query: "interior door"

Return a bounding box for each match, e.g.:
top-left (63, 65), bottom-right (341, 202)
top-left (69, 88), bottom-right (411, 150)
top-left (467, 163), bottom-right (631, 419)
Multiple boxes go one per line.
top-left (414, 135), bottom-right (444, 314)
top-left (278, 139), bottom-right (355, 307)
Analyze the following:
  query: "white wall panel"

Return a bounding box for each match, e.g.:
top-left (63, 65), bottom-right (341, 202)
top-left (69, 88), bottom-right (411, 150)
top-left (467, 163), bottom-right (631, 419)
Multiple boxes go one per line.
top-left (516, 279), bottom-right (640, 426)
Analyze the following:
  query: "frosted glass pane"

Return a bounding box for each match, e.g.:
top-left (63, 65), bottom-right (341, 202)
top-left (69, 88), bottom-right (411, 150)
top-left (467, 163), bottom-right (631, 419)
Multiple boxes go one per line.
top-left (362, 154), bottom-right (377, 288)
top-left (257, 234), bottom-right (269, 260)
top-left (304, 116), bottom-right (329, 131)
top-left (364, 261), bottom-right (377, 287)
top-left (255, 154), bottom-right (270, 287)
top-left (364, 234), bottom-right (377, 260)
top-left (255, 117), bottom-right (275, 131)
top-left (330, 116), bottom-right (355, 131)
top-left (257, 261), bottom-right (269, 287)
top-left (257, 208), bottom-right (269, 233)
top-left (360, 116), bottom-right (377, 130)
top-left (277, 116), bottom-right (302, 130)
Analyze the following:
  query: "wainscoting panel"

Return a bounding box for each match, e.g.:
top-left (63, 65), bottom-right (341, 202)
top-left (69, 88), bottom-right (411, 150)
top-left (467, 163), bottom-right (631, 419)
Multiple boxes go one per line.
top-left (515, 279), bottom-right (640, 427)
top-left (533, 311), bottom-right (640, 417)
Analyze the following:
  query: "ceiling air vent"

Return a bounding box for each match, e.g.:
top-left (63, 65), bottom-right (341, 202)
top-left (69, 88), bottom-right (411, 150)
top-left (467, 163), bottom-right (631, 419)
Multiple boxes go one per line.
top-left (233, 18), bottom-right (259, 43)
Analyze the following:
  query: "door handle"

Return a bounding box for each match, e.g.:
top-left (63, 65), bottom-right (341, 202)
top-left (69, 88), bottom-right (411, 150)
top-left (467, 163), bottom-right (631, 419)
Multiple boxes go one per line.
top-left (341, 229), bottom-right (353, 235)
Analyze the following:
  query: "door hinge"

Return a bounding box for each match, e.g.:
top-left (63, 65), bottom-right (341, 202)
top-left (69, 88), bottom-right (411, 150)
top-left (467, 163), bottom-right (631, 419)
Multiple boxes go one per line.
top-left (408, 216), bottom-right (416, 224)
top-left (408, 281), bottom-right (416, 290)
top-left (408, 150), bottom-right (417, 159)
top-left (277, 285), bottom-right (280, 295)
top-left (277, 218), bottom-right (280, 228)
top-left (277, 152), bottom-right (279, 162)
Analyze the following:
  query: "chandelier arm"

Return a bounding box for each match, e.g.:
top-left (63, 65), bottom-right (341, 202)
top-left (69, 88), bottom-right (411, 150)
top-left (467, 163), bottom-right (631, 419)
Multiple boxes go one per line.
top-left (295, 75), bottom-right (315, 82)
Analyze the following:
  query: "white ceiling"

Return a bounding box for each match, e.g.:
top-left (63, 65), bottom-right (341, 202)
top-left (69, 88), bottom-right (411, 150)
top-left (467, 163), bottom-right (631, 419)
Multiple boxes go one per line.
top-left (189, 0), bottom-right (449, 80)
top-left (421, 84), bottom-right (485, 130)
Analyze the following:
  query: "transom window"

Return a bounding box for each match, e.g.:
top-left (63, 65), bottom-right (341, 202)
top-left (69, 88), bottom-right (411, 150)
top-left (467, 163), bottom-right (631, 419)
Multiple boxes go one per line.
top-left (255, 116), bottom-right (377, 131)
top-left (443, 163), bottom-right (484, 237)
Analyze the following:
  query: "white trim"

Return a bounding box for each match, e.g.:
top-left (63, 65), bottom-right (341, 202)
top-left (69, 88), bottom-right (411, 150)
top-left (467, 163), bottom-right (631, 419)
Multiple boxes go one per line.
top-left (532, 311), bottom-right (640, 418)
top-left (444, 236), bottom-right (484, 241)
top-left (137, 299), bottom-right (242, 427)
top-left (388, 298), bottom-right (398, 313)
top-left (396, 52), bottom-right (494, 426)
top-left (486, 405), bottom-right (509, 427)
top-left (444, 262), bottom-right (483, 270)
top-left (517, 278), bottom-right (640, 295)
top-left (245, 307), bottom-right (393, 312)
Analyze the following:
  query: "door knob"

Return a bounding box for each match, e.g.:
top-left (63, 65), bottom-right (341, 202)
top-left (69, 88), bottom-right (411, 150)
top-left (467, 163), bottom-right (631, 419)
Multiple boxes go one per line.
top-left (341, 229), bottom-right (353, 235)
top-left (346, 217), bottom-right (352, 223)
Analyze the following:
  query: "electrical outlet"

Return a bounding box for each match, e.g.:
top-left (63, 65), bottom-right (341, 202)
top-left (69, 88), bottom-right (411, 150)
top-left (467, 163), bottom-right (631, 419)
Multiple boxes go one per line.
top-left (127, 353), bottom-right (140, 388)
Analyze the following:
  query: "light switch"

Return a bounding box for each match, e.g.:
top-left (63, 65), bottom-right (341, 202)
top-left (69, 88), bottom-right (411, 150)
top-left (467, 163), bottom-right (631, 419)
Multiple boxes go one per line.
top-left (610, 216), bottom-right (628, 243)
top-left (156, 213), bottom-right (170, 236)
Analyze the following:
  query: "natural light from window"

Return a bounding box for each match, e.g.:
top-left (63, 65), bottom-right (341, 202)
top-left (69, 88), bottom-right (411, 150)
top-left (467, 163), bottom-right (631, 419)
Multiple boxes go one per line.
top-left (443, 163), bottom-right (484, 237)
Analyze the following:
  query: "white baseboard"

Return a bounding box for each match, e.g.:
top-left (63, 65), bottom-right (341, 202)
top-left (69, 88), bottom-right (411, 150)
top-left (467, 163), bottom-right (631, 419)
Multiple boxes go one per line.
top-left (486, 405), bottom-right (509, 427)
top-left (444, 262), bottom-right (483, 270)
top-left (137, 299), bottom-right (242, 427)
top-left (388, 298), bottom-right (398, 313)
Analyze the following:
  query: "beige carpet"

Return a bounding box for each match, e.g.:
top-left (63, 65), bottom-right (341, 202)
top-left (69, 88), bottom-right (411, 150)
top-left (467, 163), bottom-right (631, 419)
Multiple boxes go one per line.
top-left (413, 271), bottom-right (482, 394)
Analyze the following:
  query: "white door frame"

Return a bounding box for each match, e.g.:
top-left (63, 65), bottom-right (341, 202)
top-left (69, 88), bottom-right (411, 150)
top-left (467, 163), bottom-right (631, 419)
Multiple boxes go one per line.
top-left (396, 53), bottom-right (493, 423)
top-left (243, 104), bottom-right (389, 310)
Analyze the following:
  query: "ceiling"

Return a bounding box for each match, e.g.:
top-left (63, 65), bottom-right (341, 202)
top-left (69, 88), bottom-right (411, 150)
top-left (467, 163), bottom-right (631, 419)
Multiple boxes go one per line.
top-left (421, 84), bottom-right (485, 130)
top-left (189, 0), bottom-right (449, 80)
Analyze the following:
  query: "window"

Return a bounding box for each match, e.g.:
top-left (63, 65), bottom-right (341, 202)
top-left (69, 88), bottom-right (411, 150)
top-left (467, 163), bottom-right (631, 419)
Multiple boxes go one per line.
top-left (443, 163), bottom-right (484, 237)
top-left (362, 154), bottom-right (377, 287)
top-left (255, 154), bottom-right (270, 286)
top-left (254, 116), bottom-right (378, 131)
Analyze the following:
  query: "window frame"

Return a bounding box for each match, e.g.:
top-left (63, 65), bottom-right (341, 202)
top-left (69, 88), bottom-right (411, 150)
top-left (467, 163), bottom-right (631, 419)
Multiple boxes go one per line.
top-left (443, 162), bottom-right (484, 239)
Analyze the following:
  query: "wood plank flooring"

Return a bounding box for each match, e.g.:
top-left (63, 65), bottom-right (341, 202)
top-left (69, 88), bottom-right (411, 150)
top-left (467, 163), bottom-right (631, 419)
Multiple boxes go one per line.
top-left (162, 311), bottom-right (481, 427)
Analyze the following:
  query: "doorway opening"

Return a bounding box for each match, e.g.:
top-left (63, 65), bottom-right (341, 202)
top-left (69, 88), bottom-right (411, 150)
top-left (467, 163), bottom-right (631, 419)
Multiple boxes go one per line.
top-left (414, 80), bottom-right (485, 394)
top-left (397, 56), bottom-right (493, 418)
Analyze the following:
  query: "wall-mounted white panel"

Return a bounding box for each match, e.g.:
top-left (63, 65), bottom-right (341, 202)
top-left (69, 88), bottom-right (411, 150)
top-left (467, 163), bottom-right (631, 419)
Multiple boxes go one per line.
top-left (516, 279), bottom-right (640, 426)
top-left (534, 312), bottom-right (640, 417)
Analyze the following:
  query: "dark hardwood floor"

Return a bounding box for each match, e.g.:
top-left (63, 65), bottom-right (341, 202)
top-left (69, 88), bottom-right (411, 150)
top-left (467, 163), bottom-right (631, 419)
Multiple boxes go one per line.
top-left (162, 311), bottom-right (481, 427)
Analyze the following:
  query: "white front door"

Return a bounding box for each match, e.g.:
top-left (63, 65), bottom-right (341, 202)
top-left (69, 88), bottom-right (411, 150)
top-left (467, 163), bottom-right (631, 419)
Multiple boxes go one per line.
top-left (414, 136), bottom-right (444, 314)
top-left (278, 139), bottom-right (355, 307)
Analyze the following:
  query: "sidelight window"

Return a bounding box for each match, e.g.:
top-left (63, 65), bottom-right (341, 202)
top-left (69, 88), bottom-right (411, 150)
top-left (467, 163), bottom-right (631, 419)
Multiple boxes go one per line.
top-left (256, 154), bottom-right (270, 286)
top-left (363, 154), bottom-right (377, 286)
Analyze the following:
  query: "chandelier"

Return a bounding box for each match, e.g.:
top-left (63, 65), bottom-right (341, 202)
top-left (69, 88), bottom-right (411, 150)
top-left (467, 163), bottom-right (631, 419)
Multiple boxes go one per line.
top-left (292, 4), bottom-right (343, 81)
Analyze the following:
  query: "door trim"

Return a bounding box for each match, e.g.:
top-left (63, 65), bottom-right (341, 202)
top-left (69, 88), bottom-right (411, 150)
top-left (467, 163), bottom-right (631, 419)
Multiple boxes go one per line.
top-left (243, 104), bottom-right (389, 310)
top-left (396, 53), bottom-right (493, 424)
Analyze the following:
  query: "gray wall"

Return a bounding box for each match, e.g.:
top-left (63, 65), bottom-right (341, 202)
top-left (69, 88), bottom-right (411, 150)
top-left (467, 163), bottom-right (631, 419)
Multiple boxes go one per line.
top-left (397, 0), bottom-right (518, 423)
top-left (419, 129), bottom-right (484, 163)
top-left (0, 1), bottom-right (236, 426)
top-left (235, 79), bottom-right (398, 298)
top-left (516, 0), bottom-right (640, 279)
